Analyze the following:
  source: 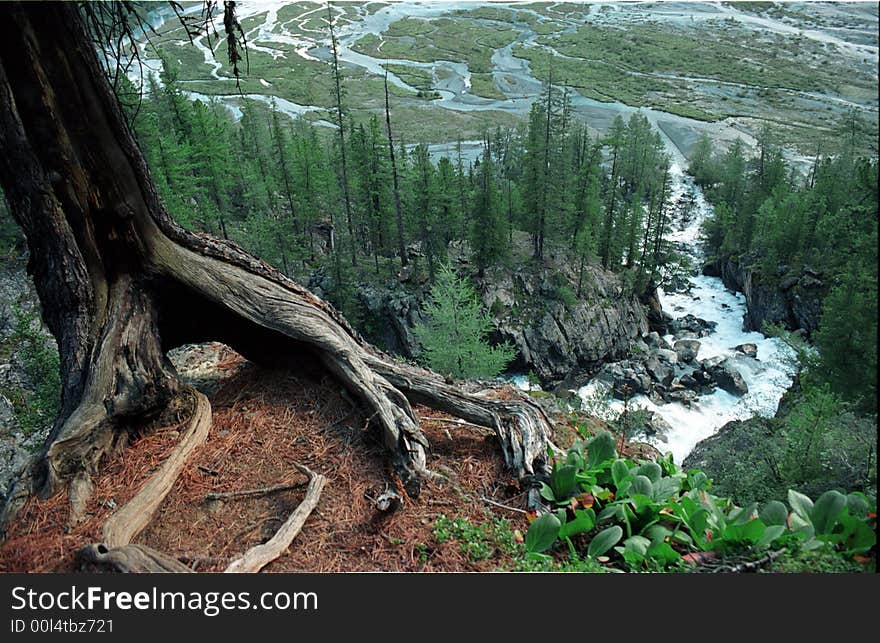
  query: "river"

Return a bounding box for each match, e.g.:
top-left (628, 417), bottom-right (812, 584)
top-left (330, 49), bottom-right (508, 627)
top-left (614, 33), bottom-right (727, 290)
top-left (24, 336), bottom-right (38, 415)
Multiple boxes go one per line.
top-left (139, 1), bottom-right (816, 464)
top-left (574, 164), bottom-right (796, 464)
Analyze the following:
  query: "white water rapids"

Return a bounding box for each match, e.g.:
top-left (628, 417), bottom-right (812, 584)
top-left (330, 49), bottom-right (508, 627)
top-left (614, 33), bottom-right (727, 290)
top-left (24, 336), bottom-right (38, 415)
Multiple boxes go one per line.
top-left (572, 163), bottom-right (797, 464)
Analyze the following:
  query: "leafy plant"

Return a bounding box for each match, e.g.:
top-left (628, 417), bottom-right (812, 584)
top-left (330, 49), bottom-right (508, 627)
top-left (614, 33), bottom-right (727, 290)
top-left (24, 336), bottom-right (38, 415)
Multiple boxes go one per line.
top-left (525, 430), bottom-right (877, 571)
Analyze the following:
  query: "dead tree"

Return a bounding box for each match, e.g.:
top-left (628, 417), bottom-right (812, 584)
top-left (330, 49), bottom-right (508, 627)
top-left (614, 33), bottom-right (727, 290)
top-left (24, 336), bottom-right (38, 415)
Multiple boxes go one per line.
top-left (0, 2), bottom-right (553, 534)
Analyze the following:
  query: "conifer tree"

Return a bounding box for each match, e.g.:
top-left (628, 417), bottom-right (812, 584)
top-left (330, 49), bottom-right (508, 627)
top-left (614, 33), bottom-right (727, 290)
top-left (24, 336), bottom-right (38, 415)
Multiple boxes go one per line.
top-left (414, 265), bottom-right (515, 380)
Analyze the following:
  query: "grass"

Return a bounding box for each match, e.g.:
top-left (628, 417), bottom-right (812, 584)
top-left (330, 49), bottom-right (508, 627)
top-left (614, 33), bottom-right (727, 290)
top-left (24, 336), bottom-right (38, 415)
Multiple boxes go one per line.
top-left (353, 17), bottom-right (519, 74)
top-left (383, 64), bottom-right (433, 92)
top-left (467, 73), bottom-right (505, 100)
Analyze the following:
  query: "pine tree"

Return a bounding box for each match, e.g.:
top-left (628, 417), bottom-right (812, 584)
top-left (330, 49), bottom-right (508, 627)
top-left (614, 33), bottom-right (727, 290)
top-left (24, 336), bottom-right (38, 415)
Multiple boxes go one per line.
top-left (414, 265), bottom-right (515, 380)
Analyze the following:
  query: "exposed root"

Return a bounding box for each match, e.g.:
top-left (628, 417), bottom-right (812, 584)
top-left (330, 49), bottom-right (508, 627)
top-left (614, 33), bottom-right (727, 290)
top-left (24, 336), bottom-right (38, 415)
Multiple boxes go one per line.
top-left (77, 543), bottom-right (193, 573)
top-left (224, 462), bottom-right (326, 573)
top-left (101, 388), bottom-right (211, 547)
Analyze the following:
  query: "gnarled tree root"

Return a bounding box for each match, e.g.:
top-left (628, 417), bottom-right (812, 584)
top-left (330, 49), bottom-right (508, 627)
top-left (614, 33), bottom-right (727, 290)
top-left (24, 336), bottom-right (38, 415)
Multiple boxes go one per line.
top-left (77, 543), bottom-right (193, 573)
top-left (102, 388), bottom-right (211, 548)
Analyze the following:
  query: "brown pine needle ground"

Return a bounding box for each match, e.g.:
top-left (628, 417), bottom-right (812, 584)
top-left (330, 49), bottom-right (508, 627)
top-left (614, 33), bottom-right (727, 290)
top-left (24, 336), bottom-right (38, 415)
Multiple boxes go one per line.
top-left (1, 347), bottom-right (532, 573)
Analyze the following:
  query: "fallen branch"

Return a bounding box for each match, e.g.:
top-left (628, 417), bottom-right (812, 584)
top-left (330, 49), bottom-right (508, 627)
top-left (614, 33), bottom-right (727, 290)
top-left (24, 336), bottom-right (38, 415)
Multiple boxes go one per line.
top-left (102, 389), bottom-right (212, 548)
top-left (480, 495), bottom-right (528, 514)
top-left (206, 481), bottom-right (307, 503)
top-left (224, 462), bottom-right (326, 573)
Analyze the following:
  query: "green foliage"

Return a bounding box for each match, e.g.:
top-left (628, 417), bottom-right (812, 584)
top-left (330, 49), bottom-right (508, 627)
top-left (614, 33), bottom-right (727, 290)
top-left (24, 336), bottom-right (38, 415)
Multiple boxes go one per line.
top-left (432, 514), bottom-right (520, 562)
top-left (2, 305), bottom-right (60, 436)
top-left (414, 264), bottom-right (515, 380)
top-left (525, 431), bottom-right (876, 571)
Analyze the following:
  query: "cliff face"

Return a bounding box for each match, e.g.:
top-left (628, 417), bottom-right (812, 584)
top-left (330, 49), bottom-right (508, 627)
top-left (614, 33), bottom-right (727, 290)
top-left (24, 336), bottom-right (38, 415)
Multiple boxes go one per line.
top-left (479, 255), bottom-right (649, 386)
top-left (703, 254), bottom-right (826, 336)
top-left (319, 240), bottom-right (650, 388)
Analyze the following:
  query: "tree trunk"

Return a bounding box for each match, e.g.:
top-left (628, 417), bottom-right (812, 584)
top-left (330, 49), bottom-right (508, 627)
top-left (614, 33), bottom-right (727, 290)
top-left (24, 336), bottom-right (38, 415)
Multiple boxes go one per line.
top-left (0, 2), bottom-right (552, 532)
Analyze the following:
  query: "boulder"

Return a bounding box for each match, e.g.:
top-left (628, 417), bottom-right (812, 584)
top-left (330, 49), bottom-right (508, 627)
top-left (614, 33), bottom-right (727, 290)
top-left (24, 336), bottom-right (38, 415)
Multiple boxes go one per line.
top-left (734, 343), bottom-right (758, 358)
top-left (673, 339), bottom-right (701, 363)
top-left (668, 314), bottom-right (717, 338)
top-left (706, 358), bottom-right (749, 396)
top-left (716, 254), bottom-right (827, 338)
top-left (644, 353), bottom-right (674, 387)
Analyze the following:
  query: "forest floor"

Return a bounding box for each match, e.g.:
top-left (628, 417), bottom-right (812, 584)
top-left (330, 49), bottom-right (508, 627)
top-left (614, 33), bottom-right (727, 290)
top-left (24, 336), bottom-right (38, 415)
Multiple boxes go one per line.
top-left (0, 344), bottom-right (553, 573)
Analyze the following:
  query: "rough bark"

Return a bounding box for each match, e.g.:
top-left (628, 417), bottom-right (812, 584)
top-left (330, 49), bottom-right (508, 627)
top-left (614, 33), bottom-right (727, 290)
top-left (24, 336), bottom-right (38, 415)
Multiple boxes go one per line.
top-left (77, 543), bottom-right (194, 573)
top-left (0, 2), bottom-right (554, 537)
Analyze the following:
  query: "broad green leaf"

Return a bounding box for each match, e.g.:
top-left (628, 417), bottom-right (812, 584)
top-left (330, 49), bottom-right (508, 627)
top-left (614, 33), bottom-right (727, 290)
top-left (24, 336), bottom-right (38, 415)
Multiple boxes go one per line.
top-left (756, 524), bottom-right (786, 548)
top-left (671, 530), bottom-right (694, 547)
top-left (722, 519), bottom-right (766, 545)
top-left (565, 449), bottom-right (584, 470)
top-left (788, 512), bottom-right (815, 540)
top-left (845, 493), bottom-right (870, 518)
top-left (644, 524), bottom-right (672, 543)
top-left (636, 462), bottom-right (662, 483)
top-left (539, 482), bottom-right (556, 503)
top-left (685, 507), bottom-right (709, 536)
top-left (811, 490), bottom-right (847, 535)
top-left (631, 475), bottom-right (654, 498)
top-left (652, 476), bottom-right (681, 502)
top-left (760, 500), bottom-right (789, 526)
top-left (687, 470), bottom-right (710, 491)
top-left (623, 535), bottom-right (651, 556)
top-left (788, 489), bottom-right (814, 524)
top-left (597, 505), bottom-right (618, 522)
top-left (558, 509), bottom-right (596, 539)
top-left (611, 459), bottom-right (631, 487)
top-left (525, 513), bottom-right (561, 553)
top-left (803, 539), bottom-right (827, 551)
top-left (588, 525), bottom-right (623, 558)
top-left (646, 540), bottom-right (681, 566)
top-left (658, 453), bottom-right (679, 477)
top-left (629, 494), bottom-right (655, 513)
top-left (585, 431), bottom-right (617, 469)
top-left (729, 502), bottom-right (758, 526)
top-left (844, 521), bottom-right (877, 555)
top-left (621, 550), bottom-right (647, 568)
top-left (550, 464), bottom-right (578, 501)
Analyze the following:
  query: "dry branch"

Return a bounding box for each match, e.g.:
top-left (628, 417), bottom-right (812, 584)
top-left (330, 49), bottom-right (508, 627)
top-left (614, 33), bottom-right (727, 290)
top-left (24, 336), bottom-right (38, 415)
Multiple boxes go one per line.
top-left (205, 481), bottom-right (307, 503)
top-left (224, 462), bottom-right (326, 573)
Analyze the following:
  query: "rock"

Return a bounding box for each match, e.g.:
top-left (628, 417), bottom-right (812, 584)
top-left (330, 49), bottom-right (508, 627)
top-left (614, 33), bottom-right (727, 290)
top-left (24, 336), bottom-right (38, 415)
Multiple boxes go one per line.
top-left (673, 339), bottom-right (701, 363)
top-left (668, 314), bottom-right (717, 338)
top-left (645, 330), bottom-right (663, 348)
top-left (640, 287), bottom-right (668, 334)
top-left (484, 255), bottom-right (649, 385)
top-left (779, 274), bottom-right (799, 291)
top-left (706, 358), bottom-right (749, 396)
top-left (643, 412), bottom-right (672, 443)
top-left (734, 343), bottom-right (758, 358)
top-left (701, 258), bottom-right (722, 277)
top-left (716, 254), bottom-right (826, 338)
top-left (644, 353), bottom-right (674, 387)
top-left (655, 348), bottom-right (678, 364)
top-left (667, 389), bottom-right (698, 407)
